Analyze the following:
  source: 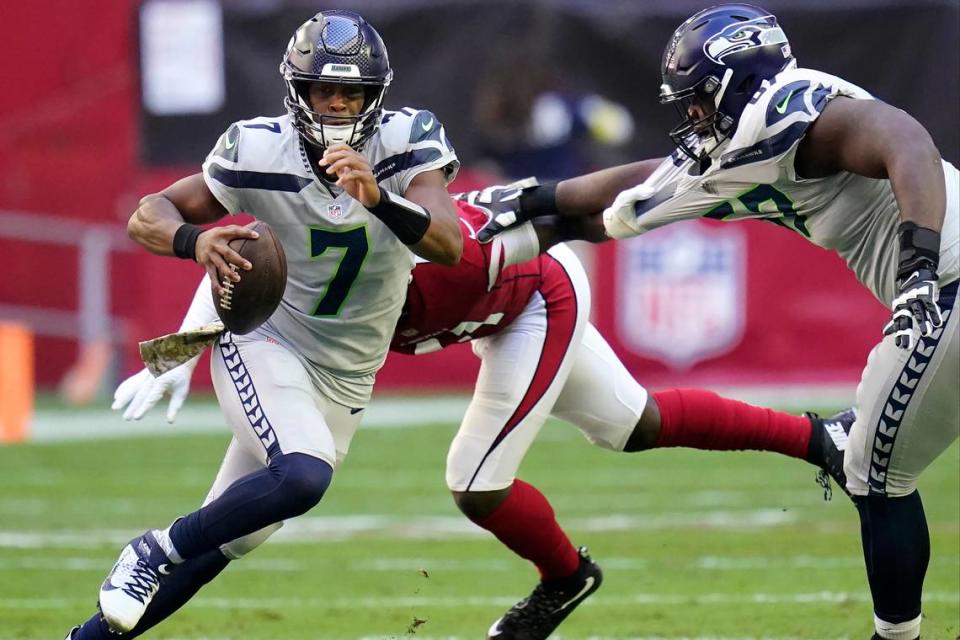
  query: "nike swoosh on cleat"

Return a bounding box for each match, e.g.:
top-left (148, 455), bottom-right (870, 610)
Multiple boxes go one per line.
top-left (555, 575), bottom-right (595, 613)
top-left (824, 422), bottom-right (849, 450)
top-left (486, 618), bottom-right (504, 637)
top-left (158, 563), bottom-right (171, 576)
top-left (775, 89), bottom-right (796, 114)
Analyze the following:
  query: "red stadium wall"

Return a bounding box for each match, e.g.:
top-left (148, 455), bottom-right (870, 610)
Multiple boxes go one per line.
top-left (1, 2), bottom-right (889, 395)
top-left (1, 1), bottom-right (139, 384)
top-left (589, 220), bottom-right (889, 390)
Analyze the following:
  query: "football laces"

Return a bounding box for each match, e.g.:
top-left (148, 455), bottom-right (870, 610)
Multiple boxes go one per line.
top-left (219, 265), bottom-right (239, 310)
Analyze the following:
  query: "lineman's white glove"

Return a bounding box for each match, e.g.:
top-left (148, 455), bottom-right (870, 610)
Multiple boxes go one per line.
top-left (111, 357), bottom-right (199, 423)
top-left (602, 182), bottom-right (658, 240)
top-left (883, 267), bottom-right (943, 350)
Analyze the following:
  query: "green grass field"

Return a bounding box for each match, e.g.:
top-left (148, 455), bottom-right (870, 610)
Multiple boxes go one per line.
top-left (1, 407), bottom-right (957, 639)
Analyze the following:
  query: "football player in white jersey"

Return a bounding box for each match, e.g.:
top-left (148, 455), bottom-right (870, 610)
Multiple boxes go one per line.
top-left (481, 5), bottom-right (958, 639)
top-left (64, 10), bottom-right (462, 638)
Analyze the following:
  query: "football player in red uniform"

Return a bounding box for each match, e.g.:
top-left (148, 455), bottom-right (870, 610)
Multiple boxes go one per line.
top-left (105, 175), bottom-right (851, 640)
top-left (399, 176), bottom-right (852, 639)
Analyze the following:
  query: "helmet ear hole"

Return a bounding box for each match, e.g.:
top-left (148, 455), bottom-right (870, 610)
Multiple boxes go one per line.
top-left (362, 84), bottom-right (383, 113)
top-left (735, 73), bottom-right (756, 95)
top-left (293, 80), bottom-right (311, 103)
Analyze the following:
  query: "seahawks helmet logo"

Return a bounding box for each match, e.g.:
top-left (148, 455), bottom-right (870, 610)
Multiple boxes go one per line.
top-left (703, 16), bottom-right (787, 63)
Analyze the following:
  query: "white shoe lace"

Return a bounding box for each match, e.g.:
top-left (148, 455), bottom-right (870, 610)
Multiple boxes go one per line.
top-left (109, 545), bottom-right (161, 604)
top-left (121, 558), bottom-right (161, 603)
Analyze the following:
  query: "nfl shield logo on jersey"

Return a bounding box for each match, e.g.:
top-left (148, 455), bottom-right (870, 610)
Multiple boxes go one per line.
top-left (327, 203), bottom-right (344, 219)
top-left (616, 221), bottom-right (746, 369)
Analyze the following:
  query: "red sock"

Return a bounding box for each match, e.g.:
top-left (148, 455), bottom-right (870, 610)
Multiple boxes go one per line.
top-left (475, 480), bottom-right (580, 580)
top-left (652, 388), bottom-right (811, 459)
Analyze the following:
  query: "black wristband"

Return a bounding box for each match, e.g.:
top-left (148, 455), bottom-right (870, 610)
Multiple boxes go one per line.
top-left (896, 221), bottom-right (940, 280)
top-left (369, 187), bottom-right (432, 245)
top-left (518, 181), bottom-right (559, 220)
top-left (172, 223), bottom-right (203, 261)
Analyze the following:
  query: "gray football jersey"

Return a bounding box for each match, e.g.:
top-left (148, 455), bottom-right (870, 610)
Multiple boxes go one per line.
top-left (605, 67), bottom-right (959, 307)
top-left (202, 109), bottom-right (459, 406)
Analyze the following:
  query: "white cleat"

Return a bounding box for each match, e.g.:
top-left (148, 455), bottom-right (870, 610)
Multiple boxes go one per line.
top-left (98, 530), bottom-right (171, 633)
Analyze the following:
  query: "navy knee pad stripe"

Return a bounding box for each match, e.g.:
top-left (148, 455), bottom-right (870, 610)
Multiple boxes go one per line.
top-left (868, 281), bottom-right (956, 495)
top-left (218, 332), bottom-right (282, 458)
top-left (269, 453), bottom-right (334, 516)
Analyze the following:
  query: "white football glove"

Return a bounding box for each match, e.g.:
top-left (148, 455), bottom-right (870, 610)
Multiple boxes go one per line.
top-left (111, 357), bottom-right (199, 423)
top-left (602, 155), bottom-right (691, 239)
top-left (602, 182), bottom-right (658, 239)
top-left (882, 267), bottom-right (943, 350)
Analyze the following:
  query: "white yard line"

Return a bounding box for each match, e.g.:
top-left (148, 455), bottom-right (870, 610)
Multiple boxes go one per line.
top-left (27, 396), bottom-right (472, 442)
top-left (10, 553), bottom-right (955, 574)
top-left (2, 591), bottom-right (957, 610)
top-left (0, 509), bottom-right (799, 549)
top-left (359, 637), bottom-right (843, 640)
top-left (26, 384), bottom-right (855, 443)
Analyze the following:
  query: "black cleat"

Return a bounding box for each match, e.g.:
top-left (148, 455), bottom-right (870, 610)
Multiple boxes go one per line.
top-left (63, 626), bottom-right (79, 640)
top-left (487, 547), bottom-right (602, 640)
top-left (807, 408), bottom-right (855, 501)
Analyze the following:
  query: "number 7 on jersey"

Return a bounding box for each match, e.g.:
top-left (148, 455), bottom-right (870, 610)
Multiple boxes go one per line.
top-left (309, 225), bottom-right (369, 316)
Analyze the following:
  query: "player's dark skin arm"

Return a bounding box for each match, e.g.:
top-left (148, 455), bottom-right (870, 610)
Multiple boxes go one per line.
top-left (530, 159), bottom-right (666, 250)
top-left (554, 159), bottom-right (665, 217)
top-left (403, 169), bottom-right (464, 265)
top-left (795, 97), bottom-right (945, 231)
top-left (129, 173), bottom-right (259, 296)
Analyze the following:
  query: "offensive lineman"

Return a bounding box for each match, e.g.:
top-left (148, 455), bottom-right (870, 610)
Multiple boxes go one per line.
top-left (64, 10), bottom-right (462, 638)
top-left (480, 5), bottom-right (959, 639)
top-left (104, 185), bottom-right (853, 639)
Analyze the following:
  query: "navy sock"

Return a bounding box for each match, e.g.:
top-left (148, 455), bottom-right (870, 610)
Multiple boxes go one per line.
top-left (73, 549), bottom-right (230, 639)
top-left (854, 491), bottom-right (930, 625)
top-left (169, 452), bottom-right (333, 560)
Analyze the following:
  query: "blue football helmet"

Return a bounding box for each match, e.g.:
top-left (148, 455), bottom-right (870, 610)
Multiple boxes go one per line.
top-left (660, 4), bottom-right (794, 160)
top-left (280, 10), bottom-right (393, 150)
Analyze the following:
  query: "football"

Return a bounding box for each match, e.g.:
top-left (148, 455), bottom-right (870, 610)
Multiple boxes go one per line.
top-left (213, 220), bottom-right (287, 335)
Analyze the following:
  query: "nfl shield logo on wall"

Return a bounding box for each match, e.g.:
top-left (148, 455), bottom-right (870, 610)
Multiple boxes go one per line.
top-left (327, 203), bottom-right (344, 219)
top-left (616, 221), bottom-right (746, 370)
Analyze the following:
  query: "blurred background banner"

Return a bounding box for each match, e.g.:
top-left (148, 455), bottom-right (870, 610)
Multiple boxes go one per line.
top-left (1, 0), bottom-right (956, 399)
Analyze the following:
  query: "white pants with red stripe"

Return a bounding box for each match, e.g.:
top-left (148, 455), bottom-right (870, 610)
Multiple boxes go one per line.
top-left (446, 244), bottom-right (649, 492)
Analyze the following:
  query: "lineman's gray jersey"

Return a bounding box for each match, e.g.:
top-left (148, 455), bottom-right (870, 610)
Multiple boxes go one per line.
top-left (202, 109), bottom-right (459, 406)
top-left (605, 67), bottom-right (959, 307)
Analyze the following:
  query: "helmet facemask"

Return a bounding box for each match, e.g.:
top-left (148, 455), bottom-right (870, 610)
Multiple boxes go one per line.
top-left (661, 72), bottom-right (736, 162)
top-left (283, 74), bottom-right (392, 151)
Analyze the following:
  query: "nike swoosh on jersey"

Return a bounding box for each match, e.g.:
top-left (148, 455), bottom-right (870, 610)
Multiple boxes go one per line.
top-left (555, 575), bottom-right (595, 612)
top-left (421, 118), bottom-right (434, 131)
top-left (224, 129), bottom-right (239, 149)
top-left (775, 89), bottom-right (796, 114)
